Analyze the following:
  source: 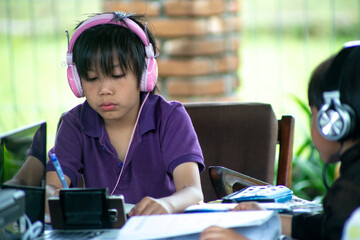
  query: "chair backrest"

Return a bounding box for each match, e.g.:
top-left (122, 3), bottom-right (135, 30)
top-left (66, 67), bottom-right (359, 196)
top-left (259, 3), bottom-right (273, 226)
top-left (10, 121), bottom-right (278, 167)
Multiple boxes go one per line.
top-left (276, 115), bottom-right (295, 187)
top-left (184, 102), bottom-right (294, 202)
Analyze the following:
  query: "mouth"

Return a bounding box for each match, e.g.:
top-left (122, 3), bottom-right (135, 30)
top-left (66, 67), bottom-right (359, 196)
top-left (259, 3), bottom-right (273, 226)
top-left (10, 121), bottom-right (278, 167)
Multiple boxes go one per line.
top-left (100, 102), bottom-right (117, 111)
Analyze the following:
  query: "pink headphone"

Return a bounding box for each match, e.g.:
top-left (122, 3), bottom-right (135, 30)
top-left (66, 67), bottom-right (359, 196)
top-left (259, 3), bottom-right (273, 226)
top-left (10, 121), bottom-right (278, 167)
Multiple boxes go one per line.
top-left (66, 13), bottom-right (158, 98)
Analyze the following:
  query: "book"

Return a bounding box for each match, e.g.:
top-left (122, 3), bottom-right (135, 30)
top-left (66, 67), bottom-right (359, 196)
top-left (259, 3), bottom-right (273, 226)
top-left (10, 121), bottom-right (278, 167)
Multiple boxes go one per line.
top-left (184, 202), bottom-right (293, 214)
top-left (222, 185), bottom-right (293, 203)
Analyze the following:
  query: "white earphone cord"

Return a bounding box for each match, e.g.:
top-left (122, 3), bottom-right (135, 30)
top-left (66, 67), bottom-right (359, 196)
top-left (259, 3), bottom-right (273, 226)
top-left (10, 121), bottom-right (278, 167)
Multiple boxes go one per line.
top-left (110, 92), bottom-right (150, 195)
top-left (22, 214), bottom-right (43, 240)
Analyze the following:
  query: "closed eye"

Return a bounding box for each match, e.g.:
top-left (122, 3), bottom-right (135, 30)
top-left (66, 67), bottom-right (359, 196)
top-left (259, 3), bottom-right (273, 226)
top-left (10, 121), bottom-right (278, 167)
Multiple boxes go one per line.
top-left (113, 73), bottom-right (126, 79)
top-left (85, 76), bottom-right (98, 82)
top-left (85, 70), bottom-right (98, 82)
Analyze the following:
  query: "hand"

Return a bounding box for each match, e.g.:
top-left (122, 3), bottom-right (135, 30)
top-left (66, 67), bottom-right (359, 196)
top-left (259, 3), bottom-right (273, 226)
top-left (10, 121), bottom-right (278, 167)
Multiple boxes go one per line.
top-left (231, 201), bottom-right (264, 211)
top-left (128, 196), bottom-right (171, 216)
top-left (199, 226), bottom-right (249, 240)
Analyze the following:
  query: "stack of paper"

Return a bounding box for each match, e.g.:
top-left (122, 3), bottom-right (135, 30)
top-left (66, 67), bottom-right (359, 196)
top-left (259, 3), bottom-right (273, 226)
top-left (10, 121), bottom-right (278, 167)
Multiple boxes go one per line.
top-left (117, 210), bottom-right (281, 240)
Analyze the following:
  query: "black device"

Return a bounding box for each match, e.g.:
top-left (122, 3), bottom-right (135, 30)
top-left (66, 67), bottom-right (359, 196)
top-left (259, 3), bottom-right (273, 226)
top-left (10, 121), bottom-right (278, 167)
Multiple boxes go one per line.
top-left (48, 188), bottom-right (127, 230)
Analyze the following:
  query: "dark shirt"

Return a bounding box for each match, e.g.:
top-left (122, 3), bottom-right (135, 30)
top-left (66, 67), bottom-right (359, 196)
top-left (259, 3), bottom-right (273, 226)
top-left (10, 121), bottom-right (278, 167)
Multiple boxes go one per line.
top-left (28, 123), bottom-right (47, 166)
top-left (292, 143), bottom-right (360, 240)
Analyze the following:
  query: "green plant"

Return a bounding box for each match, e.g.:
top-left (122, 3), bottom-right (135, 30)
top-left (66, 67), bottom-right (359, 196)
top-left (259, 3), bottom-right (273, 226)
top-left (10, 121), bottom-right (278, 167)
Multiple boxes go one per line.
top-left (291, 95), bottom-right (336, 201)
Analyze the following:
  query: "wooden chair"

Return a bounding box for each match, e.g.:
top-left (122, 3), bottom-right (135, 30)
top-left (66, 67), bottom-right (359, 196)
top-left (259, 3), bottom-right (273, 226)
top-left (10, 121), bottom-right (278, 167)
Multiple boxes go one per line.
top-left (184, 102), bottom-right (295, 202)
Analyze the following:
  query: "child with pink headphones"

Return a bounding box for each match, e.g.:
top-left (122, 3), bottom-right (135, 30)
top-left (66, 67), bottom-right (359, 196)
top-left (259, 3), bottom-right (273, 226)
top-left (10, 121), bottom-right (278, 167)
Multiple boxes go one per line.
top-left (46, 12), bottom-right (204, 216)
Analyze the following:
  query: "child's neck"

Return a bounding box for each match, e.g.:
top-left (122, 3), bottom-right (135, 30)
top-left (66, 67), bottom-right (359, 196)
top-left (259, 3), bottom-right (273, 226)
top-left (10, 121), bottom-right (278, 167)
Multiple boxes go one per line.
top-left (104, 107), bottom-right (139, 132)
top-left (341, 139), bottom-right (360, 155)
top-left (104, 102), bottom-right (141, 161)
top-left (104, 96), bottom-right (141, 131)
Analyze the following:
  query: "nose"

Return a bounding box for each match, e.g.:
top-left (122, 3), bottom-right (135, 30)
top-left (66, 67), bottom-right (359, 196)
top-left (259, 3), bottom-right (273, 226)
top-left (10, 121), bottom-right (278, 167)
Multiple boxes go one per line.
top-left (99, 77), bottom-right (114, 95)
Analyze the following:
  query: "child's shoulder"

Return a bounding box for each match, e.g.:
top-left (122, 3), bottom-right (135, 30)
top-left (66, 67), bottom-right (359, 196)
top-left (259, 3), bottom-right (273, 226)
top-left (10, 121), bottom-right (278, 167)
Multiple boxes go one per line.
top-left (149, 94), bottom-right (184, 113)
top-left (62, 101), bottom-right (86, 118)
top-left (60, 101), bottom-right (95, 126)
top-left (58, 101), bottom-right (102, 136)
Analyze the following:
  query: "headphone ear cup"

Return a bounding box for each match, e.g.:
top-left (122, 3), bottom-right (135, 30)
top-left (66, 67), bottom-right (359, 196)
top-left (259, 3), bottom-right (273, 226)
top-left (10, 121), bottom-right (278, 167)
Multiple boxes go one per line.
top-left (140, 57), bottom-right (158, 92)
top-left (67, 65), bottom-right (84, 98)
top-left (317, 102), bottom-right (355, 141)
top-left (341, 103), bottom-right (356, 138)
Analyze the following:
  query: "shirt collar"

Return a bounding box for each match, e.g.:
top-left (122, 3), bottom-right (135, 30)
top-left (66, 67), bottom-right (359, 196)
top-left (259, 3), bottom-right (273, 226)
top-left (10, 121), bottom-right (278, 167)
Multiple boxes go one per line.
top-left (138, 92), bottom-right (156, 135)
top-left (80, 92), bottom-right (157, 138)
top-left (80, 100), bottom-right (103, 138)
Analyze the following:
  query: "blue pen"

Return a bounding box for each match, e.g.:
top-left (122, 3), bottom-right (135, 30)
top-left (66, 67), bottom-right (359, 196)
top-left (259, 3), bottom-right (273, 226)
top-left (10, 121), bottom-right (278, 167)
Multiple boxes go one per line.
top-left (50, 153), bottom-right (69, 188)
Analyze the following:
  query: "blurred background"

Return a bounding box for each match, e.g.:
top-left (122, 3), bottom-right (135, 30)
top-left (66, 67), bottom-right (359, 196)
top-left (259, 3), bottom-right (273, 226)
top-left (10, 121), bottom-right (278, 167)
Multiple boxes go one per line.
top-left (0, 0), bottom-right (359, 200)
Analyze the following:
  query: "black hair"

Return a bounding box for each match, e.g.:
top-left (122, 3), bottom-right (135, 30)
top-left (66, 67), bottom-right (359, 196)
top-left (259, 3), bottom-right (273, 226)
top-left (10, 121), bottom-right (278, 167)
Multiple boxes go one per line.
top-left (307, 55), bottom-right (335, 109)
top-left (72, 12), bottom-right (157, 91)
top-left (308, 47), bottom-right (360, 140)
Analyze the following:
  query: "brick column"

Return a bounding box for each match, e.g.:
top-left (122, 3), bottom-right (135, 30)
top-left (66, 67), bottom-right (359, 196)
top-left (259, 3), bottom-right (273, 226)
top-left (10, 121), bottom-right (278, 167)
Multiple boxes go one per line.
top-left (103, 0), bottom-right (241, 102)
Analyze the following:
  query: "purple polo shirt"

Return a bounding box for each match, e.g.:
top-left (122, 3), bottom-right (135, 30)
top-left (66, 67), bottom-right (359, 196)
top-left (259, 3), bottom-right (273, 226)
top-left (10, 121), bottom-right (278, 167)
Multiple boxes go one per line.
top-left (47, 93), bottom-right (204, 204)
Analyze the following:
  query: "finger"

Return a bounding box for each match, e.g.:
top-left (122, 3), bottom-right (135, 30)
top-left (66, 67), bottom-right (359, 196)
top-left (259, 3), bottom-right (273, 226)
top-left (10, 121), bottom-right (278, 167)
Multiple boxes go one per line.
top-left (128, 200), bottom-right (147, 216)
top-left (200, 226), bottom-right (227, 240)
top-left (232, 202), bottom-right (262, 211)
top-left (129, 197), bottom-right (155, 216)
top-left (202, 225), bottom-right (221, 232)
top-left (127, 205), bottom-right (137, 217)
top-left (138, 201), bottom-right (166, 215)
top-left (132, 204), bottom-right (146, 216)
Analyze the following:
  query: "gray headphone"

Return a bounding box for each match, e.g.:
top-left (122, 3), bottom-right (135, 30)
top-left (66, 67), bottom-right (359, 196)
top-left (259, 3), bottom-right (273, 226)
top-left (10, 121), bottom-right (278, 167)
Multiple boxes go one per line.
top-left (316, 41), bottom-right (360, 141)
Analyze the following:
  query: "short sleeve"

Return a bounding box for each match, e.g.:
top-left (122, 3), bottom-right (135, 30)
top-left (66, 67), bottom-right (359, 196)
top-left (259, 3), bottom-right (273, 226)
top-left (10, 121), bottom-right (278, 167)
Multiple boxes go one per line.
top-left (159, 103), bottom-right (205, 175)
top-left (28, 123), bottom-right (47, 166)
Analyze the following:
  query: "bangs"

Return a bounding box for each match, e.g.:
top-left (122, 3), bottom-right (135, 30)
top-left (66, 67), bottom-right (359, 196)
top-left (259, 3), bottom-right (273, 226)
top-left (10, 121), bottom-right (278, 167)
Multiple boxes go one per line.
top-left (73, 25), bottom-right (135, 80)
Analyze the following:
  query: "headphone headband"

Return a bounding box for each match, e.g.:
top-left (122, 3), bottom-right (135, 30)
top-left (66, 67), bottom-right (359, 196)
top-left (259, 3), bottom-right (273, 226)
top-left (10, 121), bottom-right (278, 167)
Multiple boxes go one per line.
top-left (68, 13), bottom-right (151, 53)
top-left (66, 12), bottom-right (158, 97)
top-left (324, 41), bottom-right (360, 92)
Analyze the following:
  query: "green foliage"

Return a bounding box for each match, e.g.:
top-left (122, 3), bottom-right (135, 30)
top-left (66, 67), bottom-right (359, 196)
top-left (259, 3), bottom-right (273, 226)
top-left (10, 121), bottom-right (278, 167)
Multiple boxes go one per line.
top-left (2, 144), bottom-right (26, 182)
top-left (291, 95), bottom-right (336, 201)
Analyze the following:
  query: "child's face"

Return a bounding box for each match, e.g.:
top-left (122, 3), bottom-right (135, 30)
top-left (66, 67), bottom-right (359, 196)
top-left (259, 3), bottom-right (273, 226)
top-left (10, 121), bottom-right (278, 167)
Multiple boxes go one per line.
top-left (81, 58), bottom-right (141, 123)
top-left (310, 106), bottom-right (341, 162)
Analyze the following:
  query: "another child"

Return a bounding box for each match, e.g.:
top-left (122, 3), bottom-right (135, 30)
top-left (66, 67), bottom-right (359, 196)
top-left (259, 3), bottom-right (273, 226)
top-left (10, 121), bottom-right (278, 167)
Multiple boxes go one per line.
top-left (199, 41), bottom-right (360, 240)
top-left (46, 12), bottom-right (205, 216)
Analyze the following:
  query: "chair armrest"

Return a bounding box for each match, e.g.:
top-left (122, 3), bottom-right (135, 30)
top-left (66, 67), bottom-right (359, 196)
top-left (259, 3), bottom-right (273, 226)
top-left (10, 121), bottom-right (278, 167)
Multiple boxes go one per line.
top-left (209, 166), bottom-right (270, 199)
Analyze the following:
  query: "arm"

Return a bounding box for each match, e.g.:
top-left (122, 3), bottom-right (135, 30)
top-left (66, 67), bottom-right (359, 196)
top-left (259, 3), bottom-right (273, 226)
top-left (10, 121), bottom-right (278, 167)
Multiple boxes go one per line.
top-left (5, 155), bottom-right (45, 187)
top-left (232, 202), bottom-right (293, 237)
top-left (45, 114), bottom-right (81, 213)
top-left (45, 111), bottom-right (84, 200)
top-left (128, 161), bottom-right (203, 216)
top-left (46, 171), bottom-right (72, 193)
top-left (280, 214), bottom-right (293, 236)
top-left (45, 171), bottom-right (72, 213)
top-left (199, 226), bottom-right (249, 240)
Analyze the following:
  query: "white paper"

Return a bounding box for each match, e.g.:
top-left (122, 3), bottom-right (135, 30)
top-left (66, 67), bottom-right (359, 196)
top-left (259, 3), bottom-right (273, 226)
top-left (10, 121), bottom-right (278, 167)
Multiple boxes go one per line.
top-left (117, 210), bottom-right (280, 240)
